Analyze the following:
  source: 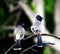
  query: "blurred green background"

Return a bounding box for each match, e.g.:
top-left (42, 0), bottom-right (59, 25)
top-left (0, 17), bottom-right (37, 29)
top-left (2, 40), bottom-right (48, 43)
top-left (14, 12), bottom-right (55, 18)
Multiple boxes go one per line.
top-left (0, 0), bottom-right (60, 54)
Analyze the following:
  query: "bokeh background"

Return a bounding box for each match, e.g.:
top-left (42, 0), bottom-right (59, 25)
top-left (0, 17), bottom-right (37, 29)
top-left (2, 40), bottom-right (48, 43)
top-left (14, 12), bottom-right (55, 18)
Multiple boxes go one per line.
top-left (0, 0), bottom-right (60, 54)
